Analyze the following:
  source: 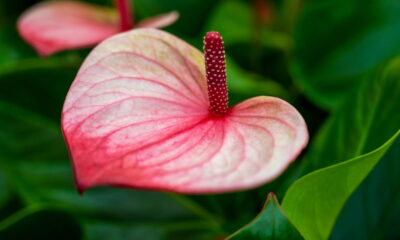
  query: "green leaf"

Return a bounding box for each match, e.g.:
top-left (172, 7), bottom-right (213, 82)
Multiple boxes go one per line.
top-left (0, 101), bottom-right (71, 203)
top-left (84, 221), bottom-right (165, 240)
top-left (281, 130), bottom-right (399, 240)
top-left (331, 137), bottom-right (400, 240)
top-left (0, 22), bottom-right (37, 67)
top-left (277, 56), bottom-right (400, 203)
top-left (292, 0), bottom-right (400, 109)
top-left (134, 0), bottom-right (217, 37)
top-left (326, 58), bottom-right (400, 239)
top-left (302, 56), bottom-right (400, 173)
top-left (204, 0), bottom-right (290, 50)
top-left (227, 193), bottom-right (303, 240)
top-left (280, 56), bottom-right (400, 240)
top-left (0, 170), bottom-right (10, 210)
top-left (83, 219), bottom-right (218, 240)
top-left (0, 0), bottom-right (39, 20)
top-left (205, 0), bottom-right (251, 44)
top-left (0, 206), bottom-right (82, 240)
top-left (0, 62), bottom-right (80, 120)
top-left (226, 57), bottom-right (291, 105)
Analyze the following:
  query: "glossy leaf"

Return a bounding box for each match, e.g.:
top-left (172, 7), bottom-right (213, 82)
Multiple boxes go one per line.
top-left (228, 193), bottom-right (303, 240)
top-left (0, 170), bottom-right (10, 210)
top-left (84, 219), bottom-right (218, 240)
top-left (328, 58), bottom-right (400, 239)
top-left (226, 57), bottom-right (291, 105)
top-left (204, 0), bottom-right (290, 50)
top-left (0, 22), bottom-right (37, 70)
top-left (332, 138), bottom-right (400, 240)
top-left (291, 0), bottom-right (400, 109)
top-left (62, 29), bottom-right (308, 194)
top-left (282, 130), bottom-right (399, 240)
top-left (134, 0), bottom-right (215, 37)
top-left (0, 62), bottom-right (79, 120)
top-left (0, 206), bottom-right (82, 240)
top-left (299, 56), bottom-right (400, 174)
top-left (279, 56), bottom-right (400, 239)
top-left (0, 101), bottom-right (74, 203)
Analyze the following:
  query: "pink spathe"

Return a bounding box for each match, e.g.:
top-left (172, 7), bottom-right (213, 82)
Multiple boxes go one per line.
top-left (62, 29), bottom-right (308, 194)
top-left (18, 1), bottom-right (119, 56)
top-left (17, 1), bottom-right (179, 56)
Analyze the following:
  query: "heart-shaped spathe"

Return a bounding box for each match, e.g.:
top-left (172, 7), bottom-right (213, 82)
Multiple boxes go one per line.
top-left (62, 29), bottom-right (308, 194)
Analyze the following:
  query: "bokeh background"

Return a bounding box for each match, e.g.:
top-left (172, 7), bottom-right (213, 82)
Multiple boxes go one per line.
top-left (0, 0), bottom-right (399, 239)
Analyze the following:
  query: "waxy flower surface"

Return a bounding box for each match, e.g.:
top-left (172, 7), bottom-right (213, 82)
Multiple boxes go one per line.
top-left (62, 29), bottom-right (308, 194)
top-left (18, 0), bottom-right (178, 56)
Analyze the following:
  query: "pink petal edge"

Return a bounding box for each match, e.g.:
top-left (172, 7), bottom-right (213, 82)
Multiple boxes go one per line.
top-left (18, 1), bottom-right (119, 56)
top-left (62, 29), bottom-right (308, 194)
top-left (135, 11), bottom-right (179, 29)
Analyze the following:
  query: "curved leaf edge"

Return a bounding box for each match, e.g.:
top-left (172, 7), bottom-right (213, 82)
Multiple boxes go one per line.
top-left (290, 60), bottom-right (346, 110)
top-left (281, 129), bottom-right (400, 240)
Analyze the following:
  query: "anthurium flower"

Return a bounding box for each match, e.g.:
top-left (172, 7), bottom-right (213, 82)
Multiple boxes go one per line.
top-left (62, 29), bottom-right (308, 194)
top-left (17, 0), bottom-right (178, 56)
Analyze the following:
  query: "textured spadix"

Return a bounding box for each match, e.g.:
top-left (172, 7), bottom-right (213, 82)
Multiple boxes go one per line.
top-left (18, 1), bottom-right (178, 56)
top-left (62, 29), bottom-right (308, 194)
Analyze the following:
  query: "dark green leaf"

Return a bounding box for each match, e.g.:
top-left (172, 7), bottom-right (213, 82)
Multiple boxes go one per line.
top-left (302, 56), bottom-right (400, 173)
top-left (282, 130), bottom-right (399, 240)
top-left (0, 22), bottom-right (37, 66)
top-left (228, 193), bottom-right (303, 240)
top-left (84, 219), bottom-right (218, 240)
top-left (205, 0), bottom-right (252, 44)
top-left (0, 62), bottom-right (80, 120)
top-left (292, 0), bottom-right (400, 109)
top-left (0, 0), bottom-right (40, 20)
top-left (279, 56), bottom-right (400, 240)
top-left (84, 221), bottom-right (164, 240)
top-left (0, 170), bottom-right (10, 210)
top-left (277, 56), bottom-right (400, 202)
top-left (204, 0), bottom-right (290, 50)
top-left (0, 206), bottom-right (82, 240)
top-left (226, 57), bottom-right (291, 105)
top-left (331, 137), bottom-right (400, 240)
top-left (135, 0), bottom-right (217, 37)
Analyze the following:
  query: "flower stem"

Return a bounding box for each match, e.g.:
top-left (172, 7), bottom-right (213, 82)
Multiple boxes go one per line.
top-left (115, 0), bottom-right (134, 31)
top-left (203, 32), bottom-right (229, 116)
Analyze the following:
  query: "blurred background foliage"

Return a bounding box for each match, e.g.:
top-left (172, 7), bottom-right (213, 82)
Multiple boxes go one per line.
top-left (0, 0), bottom-right (399, 239)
